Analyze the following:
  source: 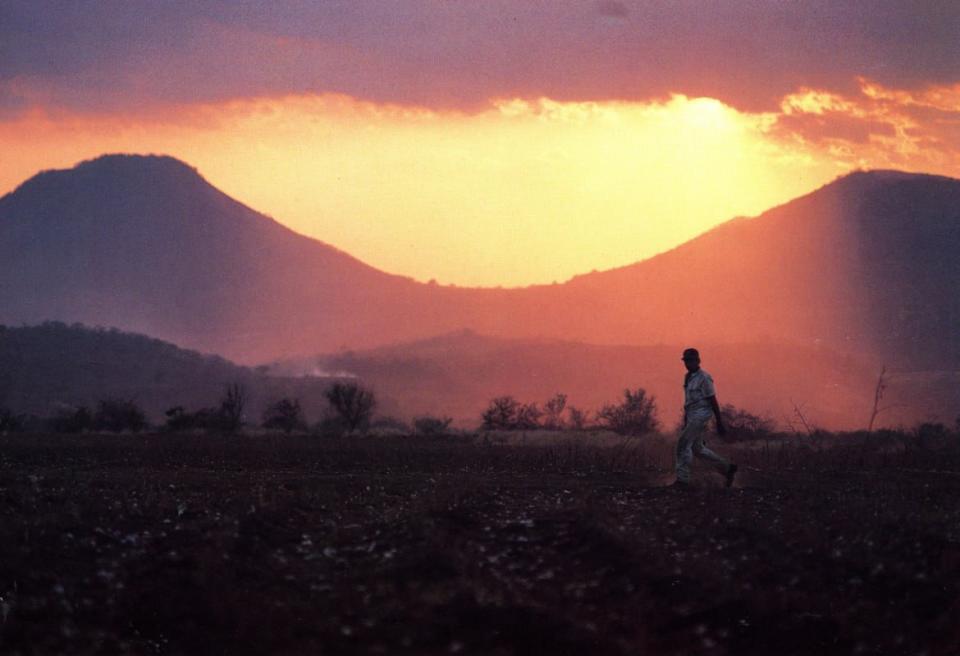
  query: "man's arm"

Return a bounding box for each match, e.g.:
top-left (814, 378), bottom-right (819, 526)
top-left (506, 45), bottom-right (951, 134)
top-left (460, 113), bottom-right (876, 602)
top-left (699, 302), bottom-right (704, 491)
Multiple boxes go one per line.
top-left (708, 395), bottom-right (726, 436)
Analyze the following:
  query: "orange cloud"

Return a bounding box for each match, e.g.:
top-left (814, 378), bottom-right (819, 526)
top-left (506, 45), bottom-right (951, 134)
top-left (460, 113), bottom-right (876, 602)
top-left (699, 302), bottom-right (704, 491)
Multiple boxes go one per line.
top-left (767, 80), bottom-right (960, 174)
top-left (774, 112), bottom-right (896, 145)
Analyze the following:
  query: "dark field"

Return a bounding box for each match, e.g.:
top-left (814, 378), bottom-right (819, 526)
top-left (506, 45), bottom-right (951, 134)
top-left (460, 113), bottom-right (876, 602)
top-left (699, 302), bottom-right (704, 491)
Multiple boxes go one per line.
top-left (1, 433), bottom-right (959, 655)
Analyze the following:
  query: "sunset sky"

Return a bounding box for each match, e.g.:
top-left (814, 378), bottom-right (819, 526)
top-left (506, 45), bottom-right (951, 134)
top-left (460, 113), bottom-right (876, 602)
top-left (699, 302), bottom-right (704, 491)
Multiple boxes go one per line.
top-left (2, 1), bottom-right (959, 287)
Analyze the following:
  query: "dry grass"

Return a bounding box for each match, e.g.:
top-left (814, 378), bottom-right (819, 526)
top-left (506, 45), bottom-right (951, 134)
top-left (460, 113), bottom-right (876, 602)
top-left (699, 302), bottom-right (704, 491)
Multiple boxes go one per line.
top-left (0, 432), bottom-right (958, 654)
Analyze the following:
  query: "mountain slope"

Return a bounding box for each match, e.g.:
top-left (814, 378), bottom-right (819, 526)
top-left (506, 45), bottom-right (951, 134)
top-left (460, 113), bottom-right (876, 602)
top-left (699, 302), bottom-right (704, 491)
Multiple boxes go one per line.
top-left (0, 155), bottom-right (419, 361)
top-left (2, 155), bottom-right (958, 369)
top-left (548, 170), bottom-right (960, 368)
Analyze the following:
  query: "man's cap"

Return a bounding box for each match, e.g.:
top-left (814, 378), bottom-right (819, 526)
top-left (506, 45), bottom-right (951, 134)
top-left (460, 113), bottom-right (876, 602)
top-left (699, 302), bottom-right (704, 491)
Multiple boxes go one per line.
top-left (681, 348), bottom-right (700, 361)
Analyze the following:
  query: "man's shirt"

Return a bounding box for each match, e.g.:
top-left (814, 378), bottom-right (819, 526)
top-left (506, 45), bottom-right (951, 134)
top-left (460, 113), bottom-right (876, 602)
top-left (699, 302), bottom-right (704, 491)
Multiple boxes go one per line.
top-left (684, 368), bottom-right (716, 418)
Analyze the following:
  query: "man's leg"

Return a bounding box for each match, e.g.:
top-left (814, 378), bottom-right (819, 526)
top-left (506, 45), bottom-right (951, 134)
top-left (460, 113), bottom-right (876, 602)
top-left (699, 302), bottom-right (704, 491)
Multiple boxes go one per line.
top-left (692, 435), bottom-right (731, 476)
top-left (675, 416), bottom-right (706, 483)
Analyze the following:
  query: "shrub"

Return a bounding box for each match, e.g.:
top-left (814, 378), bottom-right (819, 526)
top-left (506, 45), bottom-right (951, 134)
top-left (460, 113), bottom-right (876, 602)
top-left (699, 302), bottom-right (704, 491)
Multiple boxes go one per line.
top-left (163, 406), bottom-right (218, 432)
top-left (164, 395), bottom-right (252, 434)
top-left (94, 399), bottom-right (147, 432)
top-left (261, 398), bottom-right (306, 434)
top-left (481, 396), bottom-right (519, 430)
top-left (483, 395), bottom-right (592, 431)
top-left (913, 422), bottom-right (949, 449)
top-left (0, 408), bottom-right (26, 433)
top-left (49, 406), bottom-right (94, 434)
top-left (719, 404), bottom-right (776, 440)
top-left (596, 388), bottom-right (659, 436)
top-left (414, 415), bottom-right (453, 436)
top-left (324, 382), bottom-right (376, 432)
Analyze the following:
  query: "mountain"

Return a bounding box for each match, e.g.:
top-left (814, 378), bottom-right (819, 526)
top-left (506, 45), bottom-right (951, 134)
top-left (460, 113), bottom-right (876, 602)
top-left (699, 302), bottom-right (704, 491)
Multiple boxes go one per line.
top-left (2, 155), bottom-right (959, 372)
top-left (0, 322), bottom-right (333, 422)
top-left (0, 155), bottom-right (431, 362)
top-left (548, 170), bottom-right (960, 370)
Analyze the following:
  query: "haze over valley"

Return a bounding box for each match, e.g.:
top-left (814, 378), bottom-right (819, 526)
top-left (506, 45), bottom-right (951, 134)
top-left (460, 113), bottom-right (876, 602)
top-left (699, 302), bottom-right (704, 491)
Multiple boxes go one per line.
top-left (2, 155), bottom-right (959, 429)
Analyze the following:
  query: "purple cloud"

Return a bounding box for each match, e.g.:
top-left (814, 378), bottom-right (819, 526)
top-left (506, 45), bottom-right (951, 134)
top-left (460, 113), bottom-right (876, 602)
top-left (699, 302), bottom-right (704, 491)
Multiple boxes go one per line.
top-left (597, 1), bottom-right (630, 19)
top-left (1, 1), bottom-right (958, 116)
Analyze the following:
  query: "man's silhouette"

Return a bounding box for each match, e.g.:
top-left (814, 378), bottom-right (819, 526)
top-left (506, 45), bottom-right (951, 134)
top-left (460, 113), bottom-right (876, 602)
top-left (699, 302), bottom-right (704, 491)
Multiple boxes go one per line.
top-left (673, 348), bottom-right (737, 487)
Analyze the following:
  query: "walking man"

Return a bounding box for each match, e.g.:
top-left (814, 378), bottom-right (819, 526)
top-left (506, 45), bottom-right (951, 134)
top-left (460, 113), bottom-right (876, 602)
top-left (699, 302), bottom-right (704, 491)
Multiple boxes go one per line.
top-left (673, 348), bottom-right (737, 488)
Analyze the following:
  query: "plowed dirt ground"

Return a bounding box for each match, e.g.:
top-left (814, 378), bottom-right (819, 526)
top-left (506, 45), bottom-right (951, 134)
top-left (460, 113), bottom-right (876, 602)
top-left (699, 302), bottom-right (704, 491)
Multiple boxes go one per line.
top-left (1, 433), bottom-right (958, 655)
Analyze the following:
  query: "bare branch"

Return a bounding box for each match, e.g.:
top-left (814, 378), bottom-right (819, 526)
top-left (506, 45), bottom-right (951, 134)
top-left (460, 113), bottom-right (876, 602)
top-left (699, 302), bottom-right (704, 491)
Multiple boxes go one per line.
top-left (868, 365), bottom-right (888, 432)
top-left (790, 398), bottom-right (813, 436)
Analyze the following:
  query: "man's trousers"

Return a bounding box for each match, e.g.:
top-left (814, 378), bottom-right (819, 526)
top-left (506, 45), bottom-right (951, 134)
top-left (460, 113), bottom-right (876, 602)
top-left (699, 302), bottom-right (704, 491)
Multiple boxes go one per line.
top-left (675, 413), bottom-right (730, 483)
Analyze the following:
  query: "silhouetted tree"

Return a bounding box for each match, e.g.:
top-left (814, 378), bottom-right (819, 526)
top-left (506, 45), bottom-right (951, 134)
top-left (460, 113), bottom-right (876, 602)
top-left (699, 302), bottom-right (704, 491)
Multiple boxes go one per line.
top-left (543, 393), bottom-right (567, 430)
top-left (219, 383), bottom-right (248, 433)
top-left (164, 406), bottom-right (188, 431)
top-left (567, 406), bottom-right (589, 431)
top-left (482, 396), bottom-right (519, 430)
top-left (720, 404), bottom-right (775, 440)
top-left (325, 382), bottom-right (376, 432)
top-left (515, 402), bottom-right (543, 430)
top-left (262, 398), bottom-right (306, 434)
top-left (94, 399), bottom-right (147, 432)
top-left (784, 399), bottom-right (816, 436)
top-left (914, 421), bottom-right (948, 445)
top-left (596, 388), bottom-right (659, 436)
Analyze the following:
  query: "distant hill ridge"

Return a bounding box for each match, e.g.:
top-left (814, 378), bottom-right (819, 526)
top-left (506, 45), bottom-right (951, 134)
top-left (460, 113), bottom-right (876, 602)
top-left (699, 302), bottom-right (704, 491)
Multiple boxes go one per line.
top-left (0, 322), bottom-right (331, 421)
top-left (2, 154), bottom-right (959, 370)
top-left (3, 322), bottom-right (955, 430)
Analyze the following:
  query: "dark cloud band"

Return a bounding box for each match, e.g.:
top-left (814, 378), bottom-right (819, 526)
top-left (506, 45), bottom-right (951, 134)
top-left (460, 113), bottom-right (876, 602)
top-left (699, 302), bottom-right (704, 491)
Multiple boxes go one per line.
top-left (1, 1), bottom-right (958, 115)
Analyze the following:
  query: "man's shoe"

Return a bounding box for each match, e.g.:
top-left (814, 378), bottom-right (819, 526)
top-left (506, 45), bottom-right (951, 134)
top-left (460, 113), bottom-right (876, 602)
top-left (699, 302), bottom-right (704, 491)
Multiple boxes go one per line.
top-left (725, 464), bottom-right (738, 488)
